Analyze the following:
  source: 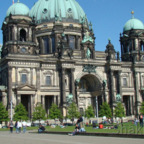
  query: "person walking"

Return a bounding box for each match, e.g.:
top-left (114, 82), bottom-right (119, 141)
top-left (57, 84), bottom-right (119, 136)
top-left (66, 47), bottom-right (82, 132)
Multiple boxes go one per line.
top-left (15, 121), bottom-right (19, 133)
top-left (139, 114), bottom-right (143, 127)
top-left (18, 121), bottom-right (22, 133)
top-left (22, 120), bottom-right (27, 133)
top-left (9, 121), bottom-right (14, 133)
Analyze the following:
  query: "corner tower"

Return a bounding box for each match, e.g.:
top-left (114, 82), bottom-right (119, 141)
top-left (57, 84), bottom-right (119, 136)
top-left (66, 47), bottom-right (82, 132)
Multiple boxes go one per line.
top-left (120, 11), bottom-right (144, 62)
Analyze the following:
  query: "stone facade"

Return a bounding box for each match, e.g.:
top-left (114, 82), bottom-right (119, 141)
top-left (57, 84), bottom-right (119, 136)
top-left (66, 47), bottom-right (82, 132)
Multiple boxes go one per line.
top-left (0, 2), bottom-right (144, 119)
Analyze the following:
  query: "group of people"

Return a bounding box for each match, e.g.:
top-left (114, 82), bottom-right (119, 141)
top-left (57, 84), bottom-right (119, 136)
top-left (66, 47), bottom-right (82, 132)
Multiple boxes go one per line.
top-left (8, 120), bottom-right (27, 133)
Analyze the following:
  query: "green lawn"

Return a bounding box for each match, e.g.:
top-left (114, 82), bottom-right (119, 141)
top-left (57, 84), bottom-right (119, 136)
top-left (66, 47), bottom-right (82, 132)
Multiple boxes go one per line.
top-left (1, 123), bottom-right (144, 134)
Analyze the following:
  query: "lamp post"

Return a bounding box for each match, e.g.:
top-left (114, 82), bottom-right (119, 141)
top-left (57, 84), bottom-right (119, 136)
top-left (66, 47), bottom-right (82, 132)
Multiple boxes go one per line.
top-left (10, 98), bottom-right (13, 121)
top-left (95, 96), bottom-right (99, 124)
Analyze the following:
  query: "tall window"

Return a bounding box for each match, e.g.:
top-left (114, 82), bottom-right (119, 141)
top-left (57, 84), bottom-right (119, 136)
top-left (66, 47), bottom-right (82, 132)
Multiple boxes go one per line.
top-left (51, 37), bottom-right (55, 53)
top-left (123, 77), bottom-right (127, 87)
top-left (20, 29), bottom-right (26, 41)
top-left (46, 76), bottom-right (51, 85)
top-left (43, 37), bottom-right (49, 54)
top-left (21, 74), bottom-right (27, 84)
top-left (69, 36), bottom-right (75, 49)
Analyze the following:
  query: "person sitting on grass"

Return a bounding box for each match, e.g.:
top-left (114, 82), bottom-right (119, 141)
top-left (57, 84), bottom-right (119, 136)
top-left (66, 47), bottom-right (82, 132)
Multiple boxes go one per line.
top-left (68, 124), bottom-right (80, 136)
top-left (38, 124), bottom-right (45, 133)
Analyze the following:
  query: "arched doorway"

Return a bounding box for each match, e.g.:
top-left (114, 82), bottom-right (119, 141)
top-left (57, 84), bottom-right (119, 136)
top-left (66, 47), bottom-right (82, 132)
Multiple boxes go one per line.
top-left (78, 74), bottom-right (103, 115)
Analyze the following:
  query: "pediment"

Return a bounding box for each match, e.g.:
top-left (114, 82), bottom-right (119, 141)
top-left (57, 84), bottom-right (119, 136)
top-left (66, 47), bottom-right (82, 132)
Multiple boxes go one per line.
top-left (19, 19), bottom-right (29, 24)
top-left (16, 84), bottom-right (36, 91)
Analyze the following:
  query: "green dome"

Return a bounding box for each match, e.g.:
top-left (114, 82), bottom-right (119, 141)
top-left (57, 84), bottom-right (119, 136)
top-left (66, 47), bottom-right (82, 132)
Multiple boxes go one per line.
top-left (123, 17), bottom-right (144, 32)
top-left (6, 1), bottom-right (29, 16)
top-left (30, 0), bottom-right (88, 24)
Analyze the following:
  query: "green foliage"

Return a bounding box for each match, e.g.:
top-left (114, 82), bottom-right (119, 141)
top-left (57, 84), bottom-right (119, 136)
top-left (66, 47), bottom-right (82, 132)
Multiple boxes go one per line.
top-left (114, 102), bottom-right (125, 118)
top-left (0, 102), bottom-right (9, 123)
top-left (67, 102), bottom-right (80, 120)
top-left (49, 103), bottom-right (62, 119)
top-left (85, 105), bottom-right (95, 118)
top-left (32, 104), bottom-right (46, 121)
top-left (140, 102), bottom-right (144, 115)
top-left (13, 103), bottom-right (28, 121)
top-left (99, 102), bottom-right (112, 118)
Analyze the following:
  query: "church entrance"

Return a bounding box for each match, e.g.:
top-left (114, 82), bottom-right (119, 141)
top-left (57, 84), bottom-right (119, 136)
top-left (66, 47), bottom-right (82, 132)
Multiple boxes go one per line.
top-left (123, 95), bottom-right (131, 116)
top-left (45, 96), bottom-right (53, 117)
top-left (21, 95), bottom-right (31, 118)
top-left (79, 74), bottom-right (103, 115)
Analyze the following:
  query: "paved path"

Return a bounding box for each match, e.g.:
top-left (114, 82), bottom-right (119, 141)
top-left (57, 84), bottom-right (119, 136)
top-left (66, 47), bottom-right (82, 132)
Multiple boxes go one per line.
top-left (0, 131), bottom-right (143, 144)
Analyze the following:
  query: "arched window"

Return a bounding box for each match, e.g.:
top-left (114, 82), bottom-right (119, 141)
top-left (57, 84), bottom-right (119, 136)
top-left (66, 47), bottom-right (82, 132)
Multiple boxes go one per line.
top-left (20, 29), bottom-right (26, 41)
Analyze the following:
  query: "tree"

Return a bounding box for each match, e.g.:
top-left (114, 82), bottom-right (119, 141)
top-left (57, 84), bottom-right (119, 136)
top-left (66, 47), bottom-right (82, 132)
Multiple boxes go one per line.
top-left (49, 103), bottom-right (62, 119)
top-left (114, 102), bottom-right (125, 118)
top-left (99, 102), bottom-right (112, 118)
top-left (13, 103), bottom-right (28, 121)
top-left (32, 104), bottom-right (46, 123)
top-left (67, 102), bottom-right (80, 121)
top-left (140, 102), bottom-right (144, 115)
top-left (0, 102), bottom-right (9, 123)
top-left (85, 105), bottom-right (95, 118)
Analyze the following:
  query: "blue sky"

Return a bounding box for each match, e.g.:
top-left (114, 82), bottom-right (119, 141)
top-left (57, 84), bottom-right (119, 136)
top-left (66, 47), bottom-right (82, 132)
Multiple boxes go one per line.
top-left (0, 0), bottom-right (144, 53)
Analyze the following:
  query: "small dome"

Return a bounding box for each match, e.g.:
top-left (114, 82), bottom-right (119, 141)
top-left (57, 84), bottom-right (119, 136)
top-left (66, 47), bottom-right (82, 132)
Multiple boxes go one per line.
top-left (6, 1), bottom-right (29, 17)
top-left (123, 16), bottom-right (144, 32)
top-left (30, 0), bottom-right (88, 24)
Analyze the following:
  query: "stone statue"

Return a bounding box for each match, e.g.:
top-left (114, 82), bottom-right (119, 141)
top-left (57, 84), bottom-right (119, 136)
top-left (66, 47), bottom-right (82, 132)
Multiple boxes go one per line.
top-left (86, 48), bottom-right (91, 59)
top-left (82, 30), bottom-right (94, 43)
top-left (117, 51), bottom-right (120, 61)
top-left (57, 34), bottom-right (66, 59)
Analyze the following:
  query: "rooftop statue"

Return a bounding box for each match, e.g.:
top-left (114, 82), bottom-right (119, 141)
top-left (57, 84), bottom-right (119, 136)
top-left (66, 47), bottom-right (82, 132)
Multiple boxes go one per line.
top-left (82, 30), bottom-right (94, 43)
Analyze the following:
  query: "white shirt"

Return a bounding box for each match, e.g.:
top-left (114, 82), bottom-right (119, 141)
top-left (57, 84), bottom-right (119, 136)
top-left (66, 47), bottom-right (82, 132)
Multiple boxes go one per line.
top-left (22, 121), bottom-right (27, 127)
top-left (18, 121), bottom-right (22, 128)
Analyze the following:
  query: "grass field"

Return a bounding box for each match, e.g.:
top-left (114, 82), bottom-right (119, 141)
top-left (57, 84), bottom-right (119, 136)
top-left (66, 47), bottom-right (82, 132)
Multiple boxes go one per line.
top-left (1, 122), bottom-right (144, 134)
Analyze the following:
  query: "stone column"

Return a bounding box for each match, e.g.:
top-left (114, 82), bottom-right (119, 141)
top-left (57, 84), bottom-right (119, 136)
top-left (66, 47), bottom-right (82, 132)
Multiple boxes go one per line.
top-left (36, 68), bottom-right (41, 103)
top-left (30, 95), bottom-right (34, 118)
top-left (129, 96), bottom-right (132, 115)
top-left (8, 67), bottom-right (12, 107)
top-left (53, 96), bottom-right (57, 104)
top-left (133, 70), bottom-right (139, 117)
top-left (31, 68), bottom-right (33, 86)
top-left (57, 95), bottom-right (60, 107)
top-left (77, 36), bottom-right (81, 50)
top-left (36, 68), bottom-right (40, 89)
top-left (71, 69), bottom-right (75, 102)
top-left (15, 67), bottom-right (18, 86)
top-left (41, 95), bottom-right (45, 109)
top-left (55, 34), bottom-right (59, 53)
top-left (17, 94), bottom-right (21, 105)
top-left (118, 71), bottom-right (122, 97)
top-left (61, 69), bottom-right (66, 106)
top-left (109, 69), bottom-right (114, 116)
top-left (49, 36), bottom-right (52, 53)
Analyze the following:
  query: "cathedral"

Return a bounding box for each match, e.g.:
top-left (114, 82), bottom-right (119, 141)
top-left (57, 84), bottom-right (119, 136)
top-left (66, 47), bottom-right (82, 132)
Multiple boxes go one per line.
top-left (0, 0), bottom-right (144, 119)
